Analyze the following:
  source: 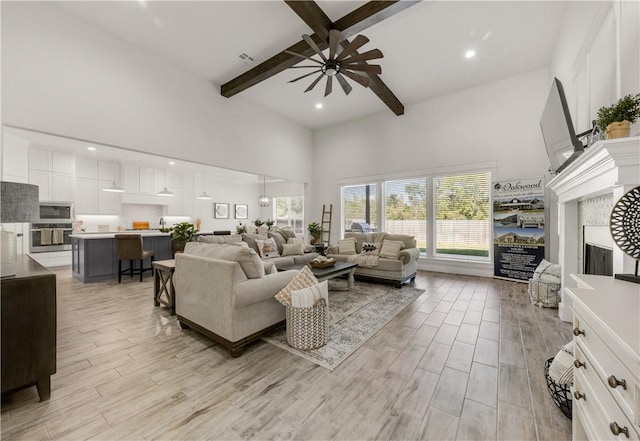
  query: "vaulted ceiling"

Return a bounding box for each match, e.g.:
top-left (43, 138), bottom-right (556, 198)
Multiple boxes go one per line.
top-left (55, 1), bottom-right (569, 130)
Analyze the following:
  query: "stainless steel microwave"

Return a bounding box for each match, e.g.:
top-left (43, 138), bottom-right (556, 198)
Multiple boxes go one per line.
top-left (38, 202), bottom-right (73, 222)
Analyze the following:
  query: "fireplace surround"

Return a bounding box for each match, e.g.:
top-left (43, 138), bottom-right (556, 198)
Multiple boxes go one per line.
top-left (547, 136), bottom-right (640, 322)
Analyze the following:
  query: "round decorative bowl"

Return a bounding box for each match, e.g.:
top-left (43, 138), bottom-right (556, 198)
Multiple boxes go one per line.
top-left (310, 259), bottom-right (336, 269)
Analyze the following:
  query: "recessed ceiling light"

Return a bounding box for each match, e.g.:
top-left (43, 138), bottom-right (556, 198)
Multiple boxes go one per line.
top-left (138, 0), bottom-right (147, 8)
top-left (168, 161), bottom-right (176, 165)
top-left (87, 146), bottom-right (96, 151)
top-left (315, 103), bottom-right (323, 109)
top-left (465, 50), bottom-right (476, 59)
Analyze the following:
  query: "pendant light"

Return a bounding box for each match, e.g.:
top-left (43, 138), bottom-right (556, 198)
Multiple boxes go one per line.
top-left (258, 175), bottom-right (270, 207)
top-left (156, 187), bottom-right (174, 197)
top-left (197, 165), bottom-right (212, 200)
top-left (102, 147), bottom-right (125, 193)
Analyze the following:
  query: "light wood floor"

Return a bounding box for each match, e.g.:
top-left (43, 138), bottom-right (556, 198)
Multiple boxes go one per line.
top-left (1, 269), bottom-right (573, 441)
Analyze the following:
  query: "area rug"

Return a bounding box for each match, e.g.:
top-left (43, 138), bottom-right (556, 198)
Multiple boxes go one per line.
top-left (262, 281), bottom-right (424, 370)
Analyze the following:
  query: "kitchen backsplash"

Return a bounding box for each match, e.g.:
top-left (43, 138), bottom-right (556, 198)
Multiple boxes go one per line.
top-left (76, 205), bottom-right (193, 232)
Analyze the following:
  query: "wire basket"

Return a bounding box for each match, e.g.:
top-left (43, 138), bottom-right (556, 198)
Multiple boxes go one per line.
top-left (286, 299), bottom-right (327, 350)
top-left (529, 280), bottom-right (561, 308)
top-left (544, 357), bottom-right (572, 419)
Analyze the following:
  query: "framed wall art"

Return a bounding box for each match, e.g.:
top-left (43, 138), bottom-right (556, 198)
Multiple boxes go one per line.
top-left (235, 204), bottom-right (248, 219)
top-left (214, 203), bottom-right (229, 219)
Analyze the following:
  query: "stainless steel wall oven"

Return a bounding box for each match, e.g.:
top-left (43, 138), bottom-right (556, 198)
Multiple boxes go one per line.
top-left (30, 202), bottom-right (73, 252)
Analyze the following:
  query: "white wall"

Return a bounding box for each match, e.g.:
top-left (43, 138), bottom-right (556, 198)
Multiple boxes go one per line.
top-left (312, 68), bottom-right (553, 276)
top-left (1, 2), bottom-right (313, 184)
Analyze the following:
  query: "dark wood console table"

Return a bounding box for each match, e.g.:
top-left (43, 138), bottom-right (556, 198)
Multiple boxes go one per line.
top-left (1, 255), bottom-right (56, 401)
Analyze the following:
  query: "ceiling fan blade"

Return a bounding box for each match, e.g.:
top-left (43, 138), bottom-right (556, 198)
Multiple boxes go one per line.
top-left (343, 64), bottom-right (382, 74)
top-left (336, 73), bottom-right (352, 95)
top-left (304, 73), bottom-right (325, 93)
top-left (324, 75), bottom-right (333, 97)
top-left (340, 69), bottom-right (370, 88)
top-left (329, 29), bottom-right (340, 60)
top-left (335, 35), bottom-right (370, 62)
top-left (284, 50), bottom-right (324, 65)
top-left (288, 69), bottom-right (322, 83)
top-left (302, 34), bottom-right (327, 62)
top-left (340, 48), bottom-right (384, 64)
top-left (289, 65), bottom-right (324, 68)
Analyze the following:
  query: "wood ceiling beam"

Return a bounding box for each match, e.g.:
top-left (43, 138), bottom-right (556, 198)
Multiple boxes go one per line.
top-left (220, 0), bottom-right (419, 109)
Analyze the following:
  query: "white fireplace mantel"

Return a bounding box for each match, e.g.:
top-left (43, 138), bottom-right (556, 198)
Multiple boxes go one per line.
top-left (547, 136), bottom-right (640, 322)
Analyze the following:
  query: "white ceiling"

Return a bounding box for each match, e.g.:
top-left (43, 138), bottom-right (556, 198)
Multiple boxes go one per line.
top-left (54, 1), bottom-right (569, 130)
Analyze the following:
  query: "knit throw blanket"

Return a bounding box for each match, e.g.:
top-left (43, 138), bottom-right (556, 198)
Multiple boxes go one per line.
top-left (347, 254), bottom-right (379, 267)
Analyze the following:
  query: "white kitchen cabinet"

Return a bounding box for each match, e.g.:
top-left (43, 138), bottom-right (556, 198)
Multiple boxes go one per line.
top-left (182, 187), bottom-right (195, 217)
top-left (182, 172), bottom-right (195, 189)
top-left (166, 170), bottom-right (181, 188)
top-left (52, 173), bottom-right (73, 201)
top-left (75, 157), bottom-right (98, 179)
top-left (139, 167), bottom-right (155, 194)
top-left (29, 170), bottom-right (51, 201)
top-left (74, 178), bottom-right (98, 214)
top-left (2, 133), bottom-right (29, 182)
top-left (153, 169), bottom-right (166, 194)
top-left (98, 180), bottom-right (121, 214)
top-left (98, 160), bottom-right (120, 182)
top-left (122, 164), bottom-right (139, 192)
top-left (52, 151), bottom-right (74, 174)
top-left (2, 223), bottom-right (29, 255)
top-left (166, 187), bottom-right (182, 215)
top-left (29, 147), bottom-right (51, 172)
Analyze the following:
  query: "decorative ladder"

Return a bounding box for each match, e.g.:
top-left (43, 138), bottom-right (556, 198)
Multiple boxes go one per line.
top-left (321, 204), bottom-right (332, 245)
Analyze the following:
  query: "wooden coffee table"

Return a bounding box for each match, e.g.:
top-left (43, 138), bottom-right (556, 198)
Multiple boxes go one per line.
top-left (280, 261), bottom-right (358, 291)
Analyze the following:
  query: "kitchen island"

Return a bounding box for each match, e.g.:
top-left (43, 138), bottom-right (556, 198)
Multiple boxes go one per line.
top-left (70, 232), bottom-right (172, 283)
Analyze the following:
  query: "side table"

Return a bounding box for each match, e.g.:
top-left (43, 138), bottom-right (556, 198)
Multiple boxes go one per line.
top-left (153, 259), bottom-right (176, 315)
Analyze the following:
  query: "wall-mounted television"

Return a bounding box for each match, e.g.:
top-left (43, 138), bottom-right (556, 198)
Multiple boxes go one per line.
top-left (540, 77), bottom-right (584, 173)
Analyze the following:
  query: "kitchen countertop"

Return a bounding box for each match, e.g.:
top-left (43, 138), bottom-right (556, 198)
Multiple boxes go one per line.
top-left (70, 232), bottom-right (171, 239)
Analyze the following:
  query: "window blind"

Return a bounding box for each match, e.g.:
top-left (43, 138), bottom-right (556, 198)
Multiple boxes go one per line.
top-left (384, 178), bottom-right (427, 252)
top-left (343, 184), bottom-right (377, 233)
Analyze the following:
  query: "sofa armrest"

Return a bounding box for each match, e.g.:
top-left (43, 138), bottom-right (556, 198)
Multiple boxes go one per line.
top-left (398, 247), bottom-right (420, 265)
top-left (233, 270), bottom-right (298, 308)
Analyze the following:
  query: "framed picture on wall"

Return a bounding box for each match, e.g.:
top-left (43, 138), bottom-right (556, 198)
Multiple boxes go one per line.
top-left (235, 204), bottom-right (248, 219)
top-left (214, 203), bottom-right (229, 219)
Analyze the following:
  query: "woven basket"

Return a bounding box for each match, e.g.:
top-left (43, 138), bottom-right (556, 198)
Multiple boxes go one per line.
top-left (544, 357), bottom-right (572, 419)
top-left (286, 299), bottom-right (328, 350)
top-left (309, 259), bottom-right (336, 269)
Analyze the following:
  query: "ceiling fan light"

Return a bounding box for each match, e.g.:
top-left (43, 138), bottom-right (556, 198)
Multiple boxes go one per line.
top-left (103, 181), bottom-right (125, 193)
top-left (156, 187), bottom-right (175, 197)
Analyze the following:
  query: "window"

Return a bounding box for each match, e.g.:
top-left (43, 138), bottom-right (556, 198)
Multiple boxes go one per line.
top-left (434, 172), bottom-right (491, 259)
top-left (273, 196), bottom-right (304, 234)
top-left (384, 178), bottom-right (427, 252)
top-left (342, 184), bottom-right (377, 233)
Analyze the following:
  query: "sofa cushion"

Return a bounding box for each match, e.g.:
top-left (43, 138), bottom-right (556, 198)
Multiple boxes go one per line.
top-left (384, 233), bottom-right (416, 249)
top-left (242, 233), bottom-right (268, 254)
top-left (184, 242), bottom-right (265, 279)
top-left (379, 240), bottom-right (404, 259)
top-left (278, 229), bottom-right (297, 241)
top-left (287, 237), bottom-right (304, 246)
top-left (198, 234), bottom-right (243, 245)
top-left (338, 237), bottom-right (357, 255)
top-left (274, 265), bottom-right (318, 306)
top-left (256, 238), bottom-right (280, 259)
top-left (282, 242), bottom-right (304, 256)
top-left (267, 231), bottom-right (287, 254)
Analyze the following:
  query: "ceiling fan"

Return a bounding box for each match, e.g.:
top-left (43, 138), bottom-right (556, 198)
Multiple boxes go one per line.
top-left (285, 29), bottom-right (383, 97)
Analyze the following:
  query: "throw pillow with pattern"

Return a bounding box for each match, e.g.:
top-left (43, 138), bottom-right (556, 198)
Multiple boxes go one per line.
top-left (274, 265), bottom-right (318, 306)
top-left (256, 238), bottom-right (280, 259)
top-left (361, 242), bottom-right (381, 255)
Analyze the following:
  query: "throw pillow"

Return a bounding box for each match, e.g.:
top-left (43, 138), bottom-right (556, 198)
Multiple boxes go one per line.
top-left (379, 240), bottom-right (404, 259)
top-left (274, 265), bottom-right (318, 306)
top-left (278, 229), bottom-right (297, 241)
top-left (291, 280), bottom-right (329, 308)
top-left (282, 242), bottom-right (304, 256)
top-left (287, 237), bottom-right (304, 246)
top-left (256, 238), bottom-right (280, 259)
top-left (338, 237), bottom-right (357, 255)
top-left (241, 233), bottom-right (268, 254)
top-left (361, 242), bottom-right (382, 255)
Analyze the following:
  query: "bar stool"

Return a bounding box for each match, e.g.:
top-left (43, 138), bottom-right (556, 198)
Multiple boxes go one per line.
top-left (114, 234), bottom-right (155, 283)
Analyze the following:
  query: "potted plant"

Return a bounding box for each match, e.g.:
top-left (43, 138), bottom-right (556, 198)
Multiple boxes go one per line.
top-left (265, 219), bottom-right (275, 231)
top-left (308, 222), bottom-right (323, 244)
top-left (596, 93), bottom-right (640, 139)
top-left (170, 222), bottom-right (199, 255)
top-left (253, 218), bottom-right (267, 234)
top-left (236, 222), bottom-right (247, 234)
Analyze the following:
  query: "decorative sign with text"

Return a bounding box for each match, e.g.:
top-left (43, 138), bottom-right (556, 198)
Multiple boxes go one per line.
top-left (493, 177), bottom-right (545, 282)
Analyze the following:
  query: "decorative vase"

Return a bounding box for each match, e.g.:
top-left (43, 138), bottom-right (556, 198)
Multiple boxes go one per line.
top-left (605, 121), bottom-right (631, 139)
top-left (310, 233), bottom-right (322, 244)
